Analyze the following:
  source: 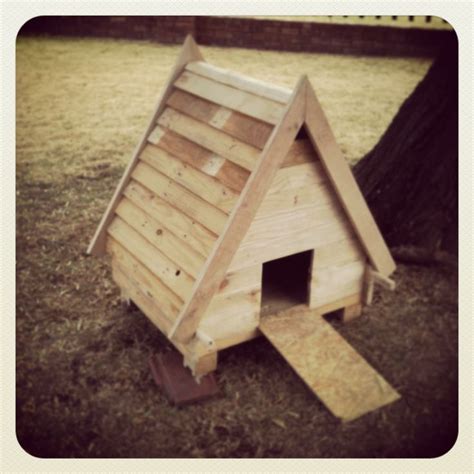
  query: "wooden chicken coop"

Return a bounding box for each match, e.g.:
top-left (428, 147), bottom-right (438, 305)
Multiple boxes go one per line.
top-left (88, 36), bottom-right (400, 421)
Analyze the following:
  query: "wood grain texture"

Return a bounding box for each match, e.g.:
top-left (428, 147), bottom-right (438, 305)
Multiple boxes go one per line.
top-left (305, 80), bottom-right (396, 276)
top-left (112, 264), bottom-right (174, 335)
top-left (169, 77), bottom-right (307, 343)
top-left (140, 144), bottom-right (239, 214)
top-left (309, 260), bottom-right (366, 308)
top-left (312, 238), bottom-right (365, 270)
top-left (88, 35), bottom-right (204, 256)
top-left (158, 108), bottom-right (260, 171)
top-left (108, 238), bottom-right (182, 322)
top-left (123, 180), bottom-right (216, 258)
top-left (260, 306), bottom-right (400, 421)
top-left (132, 161), bottom-right (228, 235)
top-left (199, 289), bottom-right (261, 343)
top-left (115, 198), bottom-right (205, 279)
top-left (312, 293), bottom-right (361, 315)
top-left (174, 70), bottom-right (286, 125)
top-left (186, 61), bottom-right (291, 104)
top-left (217, 264), bottom-right (262, 297)
top-left (148, 124), bottom-right (250, 193)
top-left (107, 217), bottom-right (194, 301)
top-left (167, 89), bottom-right (273, 149)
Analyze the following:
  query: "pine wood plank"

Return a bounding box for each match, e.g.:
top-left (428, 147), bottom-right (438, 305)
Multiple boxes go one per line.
top-left (217, 265), bottom-right (262, 297)
top-left (169, 77), bottom-right (307, 342)
top-left (305, 80), bottom-right (396, 276)
top-left (148, 125), bottom-right (250, 193)
top-left (174, 70), bottom-right (286, 125)
top-left (132, 161), bottom-right (228, 236)
top-left (112, 264), bottom-right (174, 335)
top-left (309, 260), bottom-right (366, 307)
top-left (115, 198), bottom-right (205, 279)
top-left (167, 89), bottom-right (273, 149)
top-left (107, 217), bottom-right (194, 301)
top-left (312, 238), bottom-right (365, 270)
top-left (310, 293), bottom-right (362, 315)
top-left (108, 238), bottom-right (182, 322)
top-left (230, 219), bottom-right (349, 272)
top-left (260, 306), bottom-right (400, 421)
top-left (123, 180), bottom-right (216, 258)
top-left (140, 144), bottom-right (239, 214)
top-left (158, 108), bottom-right (260, 172)
top-left (186, 61), bottom-right (291, 104)
top-left (88, 35), bottom-right (204, 256)
top-left (199, 289), bottom-right (261, 342)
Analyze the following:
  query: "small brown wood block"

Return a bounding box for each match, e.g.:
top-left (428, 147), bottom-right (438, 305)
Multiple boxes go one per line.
top-left (342, 303), bottom-right (363, 322)
top-left (148, 352), bottom-right (219, 406)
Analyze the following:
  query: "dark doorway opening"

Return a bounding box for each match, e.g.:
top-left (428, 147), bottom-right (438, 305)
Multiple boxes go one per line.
top-left (260, 250), bottom-right (313, 316)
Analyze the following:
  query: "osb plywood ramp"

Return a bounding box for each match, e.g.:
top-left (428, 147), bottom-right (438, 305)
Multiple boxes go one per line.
top-left (259, 306), bottom-right (400, 421)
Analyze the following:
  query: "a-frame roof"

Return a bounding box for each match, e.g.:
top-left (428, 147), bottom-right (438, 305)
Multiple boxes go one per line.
top-left (88, 36), bottom-right (395, 344)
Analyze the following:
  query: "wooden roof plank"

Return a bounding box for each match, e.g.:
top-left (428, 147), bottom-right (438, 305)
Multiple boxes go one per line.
top-left (167, 89), bottom-right (273, 149)
top-left (148, 125), bottom-right (250, 193)
top-left (108, 217), bottom-right (194, 301)
top-left (186, 60), bottom-right (292, 105)
top-left (304, 80), bottom-right (396, 276)
top-left (158, 108), bottom-right (260, 172)
top-left (87, 35), bottom-right (204, 256)
top-left (169, 76), bottom-right (307, 343)
top-left (107, 238), bottom-right (182, 322)
top-left (123, 180), bottom-right (216, 259)
top-left (115, 198), bottom-right (205, 279)
top-left (132, 161), bottom-right (228, 236)
top-left (174, 70), bottom-right (285, 125)
top-left (140, 144), bottom-right (239, 215)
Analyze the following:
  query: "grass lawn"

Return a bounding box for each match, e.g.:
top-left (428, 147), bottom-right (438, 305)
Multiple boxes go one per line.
top-left (15, 37), bottom-right (457, 458)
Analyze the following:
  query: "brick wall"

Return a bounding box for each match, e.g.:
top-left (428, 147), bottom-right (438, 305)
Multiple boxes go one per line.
top-left (19, 16), bottom-right (454, 57)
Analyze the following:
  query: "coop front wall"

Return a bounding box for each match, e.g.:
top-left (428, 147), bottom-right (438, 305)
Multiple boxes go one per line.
top-left (228, 138), bottom-right (367, 313)
top-left (197, 265), bottom-right (262, 350)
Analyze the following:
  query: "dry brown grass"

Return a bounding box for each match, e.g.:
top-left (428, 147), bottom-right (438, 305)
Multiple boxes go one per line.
top-left (16, 37), bottom-right (456, 458)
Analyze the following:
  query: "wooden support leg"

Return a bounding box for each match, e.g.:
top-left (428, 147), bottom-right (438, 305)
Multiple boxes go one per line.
top-left (183, 337), bottom-right (218, 379)
top-left (341, 303), bottom-right (363, 322)
top-left (192, 352), bottom-right (218, 379)
top-left (120, 288), bottom-right (132, 310)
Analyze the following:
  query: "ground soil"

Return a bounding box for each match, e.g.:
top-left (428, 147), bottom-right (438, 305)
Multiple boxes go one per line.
top-left (15, 37), bottom-right (457, 458)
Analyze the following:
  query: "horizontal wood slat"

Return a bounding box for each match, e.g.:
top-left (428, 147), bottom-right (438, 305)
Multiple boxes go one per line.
top-left (108, 238), bottom-right (182, 322)
top-left (140, 144), bottom-right (239, 214)
top-left (148, 124), bottom-right (250, 193)
top-left (107, 216), bottom-right (194, 301)
top-left (199, 289), bottom-right (261, 341)
top-left (158, 108), bottom-right (260, 172)
top-left (312, 238), bottom-right (365, 270)
top-left (186, 61), bottom-right (291, 104)
top-left (132, 161), bottom-right (227, 235)
top-left (174, 70), bottom-right (286, 125)
top-left (115, 198), bottom-right (205, 279)
top-left (217, 264), bottom-right (262, 297)
top-left (230, 217), bottom-right (350, 272)
top-left (310, 260), bottom-right (366, 307)
top-left (123, 180), bottom-right (216, 258)
top-left (112, 264), bottom-right (174, 335)
top-left (167, 89), bottom-right (273, 149)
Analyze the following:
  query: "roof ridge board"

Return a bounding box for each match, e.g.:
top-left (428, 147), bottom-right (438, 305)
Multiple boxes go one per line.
top-left (168, 76), bottom-right (307, 343)
top-left (186, 60), bottom-right (292, 105)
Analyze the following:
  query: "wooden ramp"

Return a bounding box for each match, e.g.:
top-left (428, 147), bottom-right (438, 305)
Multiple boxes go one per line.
top-left (259, 306), bottom-right (400, 421)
